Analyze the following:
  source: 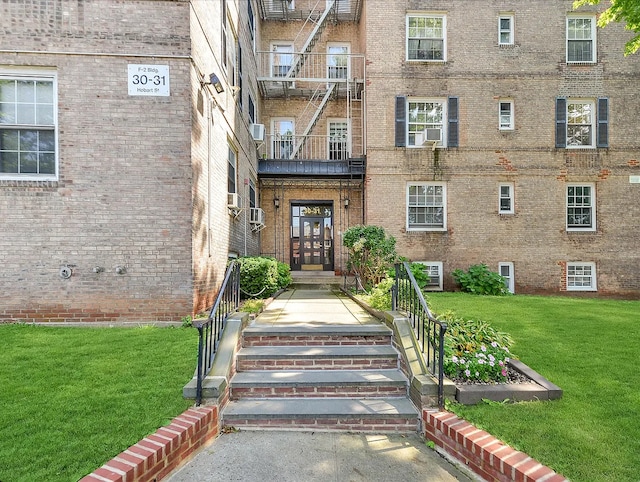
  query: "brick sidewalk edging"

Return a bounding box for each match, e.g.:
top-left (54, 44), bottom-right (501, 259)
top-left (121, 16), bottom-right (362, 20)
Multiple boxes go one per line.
top-left (423, 410), bottom-right (569, 482)
top-left (79, 406), bottom-right (219, 482)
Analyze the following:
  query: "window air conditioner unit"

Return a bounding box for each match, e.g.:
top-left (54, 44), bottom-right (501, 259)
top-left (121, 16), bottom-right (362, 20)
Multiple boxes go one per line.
top-left (424, 128), bottom-right (442, 143)
top-left (227, 193), bottom-right (241, 209)
top-left (250, 123), bottom-right (265, 142)
top-left (249, 207), bottom-right (266, 229)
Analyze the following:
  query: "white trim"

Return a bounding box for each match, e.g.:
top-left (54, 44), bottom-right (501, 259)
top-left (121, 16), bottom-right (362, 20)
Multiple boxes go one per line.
top-left (499, 262), bottom-right (515, 293)
top-left (417, 261), bottom-right (444, 291)
top-left (406, 14), bottom-right (447, 62)
top-left (0, 68), bottom-right (59, 181)
top-left (566, 99), bottom-right (596, 149)
top-left (498, 14), bottom-right (515, 45)
top-left (566, 183), bottom-right (596, 232)
top-left (567, 262), bottom-right (597, 291)
top-left (406, 182), bottom-right (447, 232)
top-left (566, 15), bottom-right (597, 64)
top-left (406, 98), bottom-right (447, 148)
top-left (498, 182), bottom-right (514, 214)
top-left (498, 99), bottom-right (514, 130)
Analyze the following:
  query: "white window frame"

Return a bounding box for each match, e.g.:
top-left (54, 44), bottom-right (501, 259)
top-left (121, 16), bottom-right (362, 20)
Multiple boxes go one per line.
top-left (271, 118), bottom-right (295, 159)
top-left (407, 182), bottom-right (447, 232)
top-left (567, 16), bottom-right (597, 64)
top-left (417, 261), bottom-right (444, 291)
top-left (0, 69), bottom-right (58, 181)
top-left (227, 144), bottom-right (238, 194)
top-left (499, 99), bottom-right (514, 130)
top-left (498, 14), bottom-right (514, 45)
top-left (270, 42), bottom-right (294, 78)
top-left (327, 118), bottom-right (349, 160)
top-left (406, 14), bottom-right (447, 62)
top-left (499, 262), bottom-right (515, 294)
top-left (567, 262), bottom-right (597, 291)
top-left (566, 99), bottom-right (595, 148)
top-left (566, 183), bottom-right (596, 232)
top-left (407, 98), bottom-right (447, 148)
top-left (499, 182), bottom-right (514, 214)
top-left (327, 43), bottom-right (350, 81)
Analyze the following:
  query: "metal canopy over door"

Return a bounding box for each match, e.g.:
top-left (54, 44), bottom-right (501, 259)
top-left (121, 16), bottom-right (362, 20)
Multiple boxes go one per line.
top-left (291, 204), bottom-right (334, 271)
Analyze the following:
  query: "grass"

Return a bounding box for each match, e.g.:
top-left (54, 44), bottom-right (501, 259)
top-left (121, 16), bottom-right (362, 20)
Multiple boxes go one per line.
top-left (0, 324), bottom-right (198, 482)
top-left (427, 293), bottom-right (640, 482)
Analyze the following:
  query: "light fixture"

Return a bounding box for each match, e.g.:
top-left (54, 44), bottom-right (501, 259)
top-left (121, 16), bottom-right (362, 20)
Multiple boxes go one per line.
top-left (274, 197), bottom-right (280, 209)
top-left (344, 198), bottom-right (350, 209)
top-left (203, 73), bottom-right (224, 93)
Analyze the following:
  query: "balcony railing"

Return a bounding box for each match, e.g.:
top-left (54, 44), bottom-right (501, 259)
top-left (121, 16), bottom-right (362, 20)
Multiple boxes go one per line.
top-left (259, 133), bottom-right (352, 160)
top-left (257, 0), bottom-right (363, 22)
top-left (257, 52), bottom-right (365, 84)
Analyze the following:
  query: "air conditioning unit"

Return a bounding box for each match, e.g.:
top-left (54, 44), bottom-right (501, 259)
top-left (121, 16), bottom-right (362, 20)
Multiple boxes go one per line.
top-left (250, 123), bottom-right (265, 142)
top-left (249, 207), bottom-right (266, 231)
top-left (424, 128), bottom-right (442, 142)
top-left (227, 193), bottom-right (241, 209)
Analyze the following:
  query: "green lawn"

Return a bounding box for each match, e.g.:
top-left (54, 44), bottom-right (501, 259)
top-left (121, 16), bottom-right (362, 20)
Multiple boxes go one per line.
top-left (427, 293), bottom-right (640, 482)
top-left (0, 324), bottom-right (198, 482)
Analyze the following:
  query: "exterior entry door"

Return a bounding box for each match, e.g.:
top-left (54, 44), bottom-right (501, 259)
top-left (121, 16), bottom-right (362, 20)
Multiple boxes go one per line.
top-left (290, 204), bottom-right (334, 271)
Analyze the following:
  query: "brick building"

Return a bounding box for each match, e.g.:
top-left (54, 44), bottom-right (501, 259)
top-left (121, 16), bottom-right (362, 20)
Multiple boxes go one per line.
top-left (1, 0), bottom-right (639, 323)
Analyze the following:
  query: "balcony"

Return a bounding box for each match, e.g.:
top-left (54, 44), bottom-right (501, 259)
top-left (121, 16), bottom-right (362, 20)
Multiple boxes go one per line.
top-left (257, 0), bottom-right (363, 22)
top-left (256, 52), bottom-right (365, 98)
top-left (258, 134), bottom-right (365, 179)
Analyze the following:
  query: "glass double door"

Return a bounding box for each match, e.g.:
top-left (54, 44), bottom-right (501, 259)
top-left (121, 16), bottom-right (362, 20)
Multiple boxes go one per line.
top-left (291, 205), bottom-right (333, 271)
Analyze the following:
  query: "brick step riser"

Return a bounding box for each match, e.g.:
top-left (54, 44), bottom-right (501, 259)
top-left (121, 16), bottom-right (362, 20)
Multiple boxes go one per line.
top-left (243, 335), bottom-right (391, 347)
top-left (230, 386), bottom-right (407, 400)
top-left (237, 359), bottom-right (398, 371)
top-left (222, 417), bottom-right (418, 433)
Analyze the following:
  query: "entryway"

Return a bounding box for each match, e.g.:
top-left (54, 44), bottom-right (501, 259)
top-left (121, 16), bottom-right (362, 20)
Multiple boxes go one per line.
top-left (290, 203), bottom-right (334, 271)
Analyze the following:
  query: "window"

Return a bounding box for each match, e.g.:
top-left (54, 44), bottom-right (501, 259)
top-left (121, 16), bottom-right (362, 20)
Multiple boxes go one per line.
top-left (418, 262), bottom-right (443, 291)
top-left (499, 183), bottom-right (514, 214)
top-left (499, 262), bottom-right (514, 293)
top-left (567, 16), bottom-right (596, 63)
top-left (567, 184), bottom-right (595, 231)
top-left (249, 179), bottom-right (256, 209)
top-left (567, 262), bottom-right (597, 291)
top-left (407, 183), bottom-right (446, 231)
top-left (328, 119), bottom-right (348, 160)
top-left (271, 43), bottom-right (294, 78)
top-left (396, 96), bottom-right (458, 148)
top-left (227, 145), bottom-right (237, 194)
top-left (248, 94), bottom-right (256, 124)
top-left (0, 71), bottom-right (57, 179)
top-left (271, 118), bottom-right (294, 159)
top-left (407, 15), bottom-right (446, 61)
top-left (498, 14), bottom-right (514, 45)
top-left (327, 44), bottom-right (350, 80)
top-left (248, 0), bottom-right (256, 52)
top-left (556, 98), bottom-right (608, 149)
top-left (499, 100), bottom-right (514, 130)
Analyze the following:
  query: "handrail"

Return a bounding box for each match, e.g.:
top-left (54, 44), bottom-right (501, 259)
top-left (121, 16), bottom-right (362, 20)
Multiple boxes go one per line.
top-left (193, 260), bottom-right (241, 406)
top-left (392, 262), bottom-right (448, 409)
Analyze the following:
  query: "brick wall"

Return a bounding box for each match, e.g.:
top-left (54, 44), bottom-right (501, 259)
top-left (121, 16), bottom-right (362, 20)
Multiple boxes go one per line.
top-left (363, 0), bottom-right (640, 296)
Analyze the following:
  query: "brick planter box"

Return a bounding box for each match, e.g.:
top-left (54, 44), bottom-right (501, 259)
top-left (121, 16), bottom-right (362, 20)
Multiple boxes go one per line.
top-left (455, 359), bottom-right (562, 405)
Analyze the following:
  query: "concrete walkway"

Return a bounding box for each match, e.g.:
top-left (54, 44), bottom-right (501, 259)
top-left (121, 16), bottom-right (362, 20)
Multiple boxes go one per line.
top-left (166, 288), bottom-right (475, 482)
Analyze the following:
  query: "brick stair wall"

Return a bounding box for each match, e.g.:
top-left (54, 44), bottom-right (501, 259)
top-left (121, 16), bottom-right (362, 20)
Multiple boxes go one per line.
top-left (79, 406), bottom-right (219, 482)
top-left (424, 410), bottom-right (569, 482)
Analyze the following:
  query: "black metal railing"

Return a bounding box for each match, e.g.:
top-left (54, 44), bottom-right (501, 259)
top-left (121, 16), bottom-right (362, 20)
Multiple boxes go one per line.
top-left (194, 260), bottom-right (241, 406)
top-left (392, 262), bottom-right (448, 408)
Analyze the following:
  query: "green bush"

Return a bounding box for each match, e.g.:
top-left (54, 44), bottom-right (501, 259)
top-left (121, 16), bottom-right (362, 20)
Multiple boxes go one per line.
top-left (366, 278), bottom-right (395, 311)
top-left (343, 225), bottom-right (398, 290)
top-left (239, 256), bottom-right (290, 299)
top-left (452, 264), bottom-right (510, 296)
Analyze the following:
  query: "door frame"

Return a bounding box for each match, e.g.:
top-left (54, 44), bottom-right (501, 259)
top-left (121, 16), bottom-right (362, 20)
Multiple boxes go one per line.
top-left (289, 202), bottom-right (334, 271)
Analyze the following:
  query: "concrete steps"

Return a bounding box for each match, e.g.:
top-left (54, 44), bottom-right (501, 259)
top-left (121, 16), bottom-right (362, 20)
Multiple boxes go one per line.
top-left (222, 323), bottom-right (419, 433)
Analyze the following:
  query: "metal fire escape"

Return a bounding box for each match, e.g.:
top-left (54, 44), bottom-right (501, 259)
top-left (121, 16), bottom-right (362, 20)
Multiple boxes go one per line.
top-left (257, 0), bottom-right (365, 174)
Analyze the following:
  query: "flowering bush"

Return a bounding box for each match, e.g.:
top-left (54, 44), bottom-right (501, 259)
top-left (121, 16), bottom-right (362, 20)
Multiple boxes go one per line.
top-left (438, 310), bottom-right (516, 383)
top-left (444, 341), bottom-right (511, 383)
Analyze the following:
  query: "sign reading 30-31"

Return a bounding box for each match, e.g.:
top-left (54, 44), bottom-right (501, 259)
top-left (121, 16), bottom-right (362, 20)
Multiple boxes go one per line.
top-left (128, 64), bottom-right (170, 96)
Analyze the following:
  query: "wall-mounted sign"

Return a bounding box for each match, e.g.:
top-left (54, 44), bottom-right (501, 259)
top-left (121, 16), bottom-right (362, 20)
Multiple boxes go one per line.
top-left (630, 176), bottom-right (640, 184)
top-left (127, 64), bottom-right (170, 96)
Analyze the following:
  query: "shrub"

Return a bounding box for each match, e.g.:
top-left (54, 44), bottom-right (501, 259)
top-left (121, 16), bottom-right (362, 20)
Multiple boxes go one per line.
top-left (366, 278), bottom-right (395, 311)
top-left (343, 225), bottom-right (398, 290)
top-left (452, 264), bottom-right (510, 296)
top-left (239, 257), bottom-right (290, 299)
top-left (438, 310), bottom-right (515, 383)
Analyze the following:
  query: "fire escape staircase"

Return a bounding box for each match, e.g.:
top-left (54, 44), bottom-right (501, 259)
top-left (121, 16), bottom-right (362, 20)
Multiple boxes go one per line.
top-left (289, 83), bottom-right (336, 159)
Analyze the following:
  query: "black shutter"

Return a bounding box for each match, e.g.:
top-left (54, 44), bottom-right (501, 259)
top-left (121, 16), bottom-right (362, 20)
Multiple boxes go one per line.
top-left (448, 96), bottom-right (459, 147)
top-left (395, 95), bottom-right (406, 147)
top-left (556, 97), bottom-right (567, 148)
top-left (597, 97), bottom-right (609, 148)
